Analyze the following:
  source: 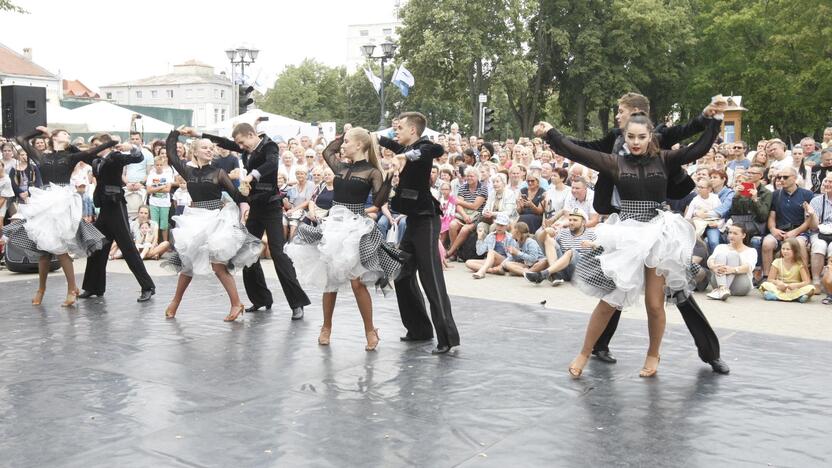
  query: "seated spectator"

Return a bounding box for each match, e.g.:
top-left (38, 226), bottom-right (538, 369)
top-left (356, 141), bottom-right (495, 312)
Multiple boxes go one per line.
top-left (766, 139), bottom-right (792, 172)
top-left (466, 213), bottom-right (513, 278)
top-left (762, 167), bottom-right (814, 278)
top-left (790, 145), bottom-right (812, 190)
top-left (685, 178), bottom-right (722, 239)
top-left (377, 172), bottom-right (406, 247)
top-left (75, 180), bottom-right (95, 223)
top-left (446, 167), bottom-right (487, 259)
top-left (0, 161), bottom-right (13, 224)
top-left (809, 147), bottom-right (832, 193)
top-left (524, 209), bottom-right (596, 285)
top-left (507, 164), bottom-right (526, 194)
top-left (284, 166), bottom-right (314, 240)
top-left (561, 177), bottom-right (600, 227)
top-left (820, 256), bottom-right (832, 304)
top-left (801, 136), bottom-right (821, 167)
top-left (727, 140), bottom-right (750, 171)
top-left (171, 176), bottom-right (191, 216)
top-left (479, 173), bottom-right (517, 232)
top-left (692, 169), bottom-right (733, 253)
top-left (498, 222), bottom-right (544, 276)
top-left (706, 224), bottom-right (758, 300)
top-left (806, 174), bottom-right (832, 293)
top-left (823, 127), bottom-right (832, 150)
top-left (517, 172), bottom-right (545, 233)
top-left (306, 167), bottom-right (334, 226)
top-left (729, 164), bottom-right (771, 278)
top-left (9, 149), bottom-right (42, 204)
top-left (759, 238), bottom-right (814, 302)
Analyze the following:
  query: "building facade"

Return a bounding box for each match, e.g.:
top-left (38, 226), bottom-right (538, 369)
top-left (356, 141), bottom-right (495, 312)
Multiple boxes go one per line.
top-left (101, 61), bottom-right (233, 129)
top-left (0, 43), bottom-right (62, 105)
top-left (345, 20), bottom-right (402, 72)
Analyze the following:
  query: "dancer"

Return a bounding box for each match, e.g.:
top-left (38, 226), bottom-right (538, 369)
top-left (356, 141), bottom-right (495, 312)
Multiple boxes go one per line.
top-left (535, 110), bottom-right (721, 378)
top-left (180, 125), bottom-right (311, 320)
top-left (3, 127), bottom-right (113, 306)
top-left (566, 93), bottom-right (731, 374)
top-left (377, 112), bottom-right (460, 354)
top-left (73, 134), bottom-right (156, 302)
top-left (161, 130), bottom-right (261, 321)
top-left (286, 128), bottom-right (398, 350)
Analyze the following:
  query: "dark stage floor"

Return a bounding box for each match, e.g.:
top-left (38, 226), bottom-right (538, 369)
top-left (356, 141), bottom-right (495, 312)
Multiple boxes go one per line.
top-left (1, 273), bottom-right (829, 467)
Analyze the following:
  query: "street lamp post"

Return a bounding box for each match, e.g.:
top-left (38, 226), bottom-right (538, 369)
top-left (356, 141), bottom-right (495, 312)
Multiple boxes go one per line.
top-left (361, 40), bottom-right (397, 131)
top-left (225, 46), bottom-right (259, 116)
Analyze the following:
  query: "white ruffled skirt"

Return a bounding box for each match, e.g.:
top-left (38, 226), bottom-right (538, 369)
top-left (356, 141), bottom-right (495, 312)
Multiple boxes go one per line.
top-left (162, 201), bottom-right (261, 276)
top-left (2, 183), bottom-right (104, 257)
top-left (575, 205), bottom-right (696, 309)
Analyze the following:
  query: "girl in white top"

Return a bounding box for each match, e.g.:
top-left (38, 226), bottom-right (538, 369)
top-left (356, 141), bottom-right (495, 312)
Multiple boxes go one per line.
top-left (685, 178), bottom-right (722, 238)
top-left (706, 224), bottom-right (758, 300)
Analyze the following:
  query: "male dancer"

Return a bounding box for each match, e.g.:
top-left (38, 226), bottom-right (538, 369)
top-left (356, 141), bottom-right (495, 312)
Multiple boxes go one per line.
top-left (564, 92), bottom-right (730, 374)
top-left (78, 135), bottom-right (156, 302)
top-left (377, 112), bottom-right (460, 354)
top-left (182, 125), bottom-right (310, 319)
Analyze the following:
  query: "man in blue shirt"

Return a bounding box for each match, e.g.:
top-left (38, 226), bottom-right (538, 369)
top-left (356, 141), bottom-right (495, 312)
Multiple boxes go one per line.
top-left (762, 166), bottom-right (814, 277)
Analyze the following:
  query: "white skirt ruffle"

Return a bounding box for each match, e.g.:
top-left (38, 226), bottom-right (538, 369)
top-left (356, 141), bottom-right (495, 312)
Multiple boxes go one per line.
top-left (285, 205), bottom-right (379, 292)
top-left (575, 210), bottom-right (695, 309)
top-left (163, 202), bottom-right (261, 276)
top-left (5, 183), bottom-right (104, 257)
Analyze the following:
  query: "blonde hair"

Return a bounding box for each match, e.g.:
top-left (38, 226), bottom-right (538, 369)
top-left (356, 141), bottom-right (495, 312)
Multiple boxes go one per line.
top-left (346, 127), bottom-right (383, 173)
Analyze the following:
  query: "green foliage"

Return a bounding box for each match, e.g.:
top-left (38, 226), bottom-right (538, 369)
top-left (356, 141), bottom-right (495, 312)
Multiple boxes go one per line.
top-left (260, 59), bottom-right (347, 124)
top-left (0, 0), bottom-right (27, 13)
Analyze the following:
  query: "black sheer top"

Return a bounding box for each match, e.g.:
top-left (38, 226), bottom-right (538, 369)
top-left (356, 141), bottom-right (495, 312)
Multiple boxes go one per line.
top-left (19, 129), bottom-right (117, 185)
top-left (322, 138), bottom-right (388, 206)
top-left (544, 118), bottom-right (721, 204)
top-left (166, 131), bottom-right (243, 203)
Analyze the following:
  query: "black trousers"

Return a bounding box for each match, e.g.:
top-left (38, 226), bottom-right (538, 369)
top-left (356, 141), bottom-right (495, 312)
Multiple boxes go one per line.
top-left (593, 296), bottom-right (720, 363)
top-left (81, 202), bottom-right (155, 295)
top-left (394, 214), bottom-right (460, 347)
top-left (242, 203), bottom-right (310, 309)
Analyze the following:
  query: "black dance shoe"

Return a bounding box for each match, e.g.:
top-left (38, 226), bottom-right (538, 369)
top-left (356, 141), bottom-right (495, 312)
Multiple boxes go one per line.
top-left (431, 344), bottom-right (454, 355)
top-left (709, 358), bottom-right (731, 375)
top-left (137, 289), bottom-right (155, 303)
top-left (592, 350), bottom-right (618, 364)
top-left (400, 334), bottom-right (433, 342)
top-left (523, 271), bottom-right (548, 284)
top-left (291, 307), bottom-right (304, 320)
top-left (246, 303), bottom-right (272, 313)
top-left (78, 290), bottom-right (101, 299)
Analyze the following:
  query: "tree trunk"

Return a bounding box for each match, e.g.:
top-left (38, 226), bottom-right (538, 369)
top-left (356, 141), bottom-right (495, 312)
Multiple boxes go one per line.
top-left (575, 94), bottom-right (587, 137)
top-left (598, 106), bottom-right (610, 134)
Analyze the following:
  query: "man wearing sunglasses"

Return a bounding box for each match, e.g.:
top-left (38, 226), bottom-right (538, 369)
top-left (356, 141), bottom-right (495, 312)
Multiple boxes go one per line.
top-left (762, 167), bottom-right (814, 279)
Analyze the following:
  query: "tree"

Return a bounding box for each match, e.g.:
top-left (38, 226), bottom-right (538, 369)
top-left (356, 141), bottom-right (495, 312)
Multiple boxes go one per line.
top-left (0, 0), bottom-right (27, 13)
top-left (260, 59), bottom-right (347, 123)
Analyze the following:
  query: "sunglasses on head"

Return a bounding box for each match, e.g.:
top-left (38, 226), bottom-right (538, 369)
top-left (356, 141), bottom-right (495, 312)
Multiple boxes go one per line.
top-left (776, 175), bottom-right (793, 180)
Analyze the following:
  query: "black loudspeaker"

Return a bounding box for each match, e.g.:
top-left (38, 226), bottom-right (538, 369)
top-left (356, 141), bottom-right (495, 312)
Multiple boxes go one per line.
top-left (1, 85), bottom-right (47, 138)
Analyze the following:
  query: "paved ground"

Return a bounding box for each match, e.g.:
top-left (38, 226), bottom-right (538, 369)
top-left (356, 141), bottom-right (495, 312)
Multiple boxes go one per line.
top-left (1, 261), bottom-right (830, 467)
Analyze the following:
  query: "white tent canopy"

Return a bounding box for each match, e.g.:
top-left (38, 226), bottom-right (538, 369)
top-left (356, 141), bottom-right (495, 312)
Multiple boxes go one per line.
top-left (66, 102), bottom-right (174, 134)
top-left (375, 126), bottom-right (440, 139)
top-left (204, 109), bottom-right (318, 142)
top-left (46, 103), bottom-right (89, 133)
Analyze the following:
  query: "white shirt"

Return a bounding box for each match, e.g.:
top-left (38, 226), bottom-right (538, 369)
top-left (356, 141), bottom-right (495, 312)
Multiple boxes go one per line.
top-left (564, 189), bottom-right (596, 218)
top-left (146, 167), bottom-right (175, 207)
top-left (712, 244), bottom-right (757, 281)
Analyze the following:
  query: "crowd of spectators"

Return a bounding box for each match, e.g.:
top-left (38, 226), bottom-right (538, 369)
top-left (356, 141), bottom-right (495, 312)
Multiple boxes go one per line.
top-left (2, 120), bottom-right (832, 306)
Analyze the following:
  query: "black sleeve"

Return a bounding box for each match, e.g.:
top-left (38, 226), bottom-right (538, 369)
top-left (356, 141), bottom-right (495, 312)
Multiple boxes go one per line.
top-left (117, 146), bottom-right (145, 165)
top-left (9, 169), bottom-right (21, 196)
top-left (417, 141), bottom-right (444, 160)
top-left (321, 137), bottom-right (344, 173)
top-left (568, 130), bottom-right (618, 153)
top-left (69, 140), bottom-right (118, 166)
top-left (544, 128), bottom-right (618, 177)
top-left (657, 114), bottom-right (707, 149)
top-left (217, 169), bottom-right (245, 204)
top-left (166, 131), bottom-right (191, 178)
top-left (202, 133), bottom-right (244, 153)
top-left (377, 136), bottom-right (406, 154)
top-left (664, 118), bottom-right (721, 167)
top-left (15, 129), bottom-right (44, 166)
top-left (252, 142), bottom-right (279, 180)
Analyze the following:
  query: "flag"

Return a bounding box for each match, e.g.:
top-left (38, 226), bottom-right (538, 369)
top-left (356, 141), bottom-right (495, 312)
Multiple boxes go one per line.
top-left (364, 67), bottom-right (382, 94)
top-left (391, 65), bottom-right (415, 97)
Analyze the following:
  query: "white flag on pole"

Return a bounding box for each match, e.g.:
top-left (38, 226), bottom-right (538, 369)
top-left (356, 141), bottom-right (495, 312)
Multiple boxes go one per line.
top-left (364, 67), bottom-right (382, 94)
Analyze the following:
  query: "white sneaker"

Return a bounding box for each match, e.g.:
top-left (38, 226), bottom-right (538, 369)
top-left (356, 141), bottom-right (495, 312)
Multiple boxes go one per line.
top-left (718, 288), bottom-right (731, 301)
top-left (706, 289), bottom-right (723, 300)
top-left (551, 279), bottom-right (565, 287)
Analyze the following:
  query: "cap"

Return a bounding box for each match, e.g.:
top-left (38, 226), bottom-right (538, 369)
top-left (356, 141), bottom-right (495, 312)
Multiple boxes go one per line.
top-left (495, 212), bottom-right (510, 225)
top-left (567, 208), bottom-right (586, 220)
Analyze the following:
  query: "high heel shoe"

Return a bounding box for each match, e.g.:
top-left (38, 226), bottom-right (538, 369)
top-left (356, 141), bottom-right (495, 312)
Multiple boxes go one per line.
top-left (365, 328), bottom-right (380, 351)
top-left (568, 353), bottom-right (590, 379)
top-left (32, 289), bottom-right (45, 305)
top-left (318, 327), bottom-right (331, 345)
top-left (165, 301), bottom-right (179, 319)
top-left (223, 304), bottom-right (245, 322)
top-left (639, 355), bottom-right (661, 378)
top-left (61, 290), bottom-right (78, 307)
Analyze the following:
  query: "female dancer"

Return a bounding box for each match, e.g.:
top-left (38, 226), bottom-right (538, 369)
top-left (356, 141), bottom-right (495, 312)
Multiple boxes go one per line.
top-left (4, 127), bottom-right (113, 306)
top-left (535, 112), bottom-right (721, 378)
top-left (286, 127), bottom-right (397, 351)
top-left (161, 130), bottom-right (261, 321)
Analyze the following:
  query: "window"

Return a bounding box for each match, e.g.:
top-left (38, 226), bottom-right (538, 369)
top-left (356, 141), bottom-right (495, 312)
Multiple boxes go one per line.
top-left (151, 90), bottom-right (158, 99)
top-left (724, 122), bottom-right (736, 143)
top-left (166, 89), bottom-right (174, 99)
top-left (214, 109), bottom-right (219, 123)
top-left (214, 89), bottom-right (218, 98)
top-left (383, 28), bottom-right (392, 35)
top-left (360, 29), bottom-right (369, 36)
top-left (221, 109), bottom-right (226, 121)
top-left (135, 90), bottom-right (142, 99)
top-left (186, 88), bottom-right (193, 98)
top-left (220, 89), bottom-right (225, 99)
top-left (106, 92), bottom-right (113, 100)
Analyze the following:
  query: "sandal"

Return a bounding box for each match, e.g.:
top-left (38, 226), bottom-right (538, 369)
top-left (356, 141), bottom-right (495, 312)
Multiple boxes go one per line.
top-left (822, 294), bottom-right (832, 305)
top-left (639, 355), bottom-right (661, 378)
top-left (568, 353), bottom-right (590, 379)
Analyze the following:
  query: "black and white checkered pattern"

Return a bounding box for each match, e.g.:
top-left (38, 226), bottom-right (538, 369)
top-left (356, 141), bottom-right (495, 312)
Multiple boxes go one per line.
top-left (2, 219), bottom-right (105, 258)
top-left (294, 201), bottom-right (402, 282)
top-left (191, 199), bottom-right (224, 210)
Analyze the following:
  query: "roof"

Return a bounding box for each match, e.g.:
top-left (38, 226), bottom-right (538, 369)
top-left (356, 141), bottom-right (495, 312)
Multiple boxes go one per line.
top-left (0, 42), bottom-right (59, 79)
top-left (103, 73), bottom-right (230, 88)
top-left (62, 79), bottom-right (99, 98)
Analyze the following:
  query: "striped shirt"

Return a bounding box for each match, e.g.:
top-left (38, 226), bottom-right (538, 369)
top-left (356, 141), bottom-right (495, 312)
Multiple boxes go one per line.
top-left (555, 227), bottom-right (597, 253)
top-left (458, 182), bottom-right (488, 213)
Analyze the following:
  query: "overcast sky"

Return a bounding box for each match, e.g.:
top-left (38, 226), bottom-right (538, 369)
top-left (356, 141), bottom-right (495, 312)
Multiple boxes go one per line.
top-left (1, 0), bottom-right (399, 91)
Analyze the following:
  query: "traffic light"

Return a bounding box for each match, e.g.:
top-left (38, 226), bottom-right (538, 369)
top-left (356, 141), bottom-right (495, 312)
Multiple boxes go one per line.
top-left (238, 85), bottom-right (254, 115)
top-left (483, 107), bottom-right (495, 133)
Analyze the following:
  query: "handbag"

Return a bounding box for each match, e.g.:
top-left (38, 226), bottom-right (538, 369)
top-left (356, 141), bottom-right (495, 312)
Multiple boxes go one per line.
top-left (818, 196), bottom-right (832, 242)
top-left (386, 221), bottom-right (399, 244)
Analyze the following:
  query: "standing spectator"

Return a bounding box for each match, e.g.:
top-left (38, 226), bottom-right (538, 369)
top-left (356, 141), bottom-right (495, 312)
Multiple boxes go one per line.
top-left (446, 167), bottom-right (487, 259)
top-left (1, 143), bottom-right (15, 175)
top-left (761, 167), bottom-right (814, 278)
top-left (211, 146), bottom-right (242, 187)
top-left (123, 132), bottom-right (154, 218)
top-left (146, 155), bottom-right (174, 243)
top-left (438, 181), bottom-right (457, 248)
top-left (0, 161), bottom-right (14, 225)
top-left (171, 175), bottom-right (191, 216)
top-left (806, 174), bottom-right (832, 293)
top-left (759, 238), bottom-right (814, 302)
top-left (706, 224), bottom-right (758, 300)
top-left (727, 141), bottom-right (749, 171)
top-left (9, 150), bottom-right (42, 203)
